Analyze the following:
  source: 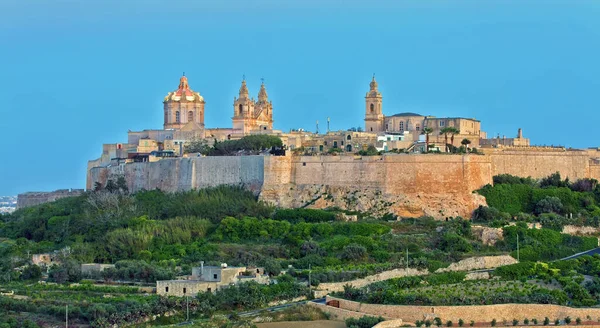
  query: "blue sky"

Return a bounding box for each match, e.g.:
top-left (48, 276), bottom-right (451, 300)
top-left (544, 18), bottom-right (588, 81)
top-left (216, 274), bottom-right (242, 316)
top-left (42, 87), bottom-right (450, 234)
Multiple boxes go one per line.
top-left (0, 0), bottom-right (599, 195)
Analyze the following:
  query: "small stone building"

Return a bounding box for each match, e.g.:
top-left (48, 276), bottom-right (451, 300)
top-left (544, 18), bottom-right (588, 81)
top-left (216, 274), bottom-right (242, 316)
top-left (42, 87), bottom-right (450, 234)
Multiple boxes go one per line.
top-left (157, 264), bottom-right (269, 297)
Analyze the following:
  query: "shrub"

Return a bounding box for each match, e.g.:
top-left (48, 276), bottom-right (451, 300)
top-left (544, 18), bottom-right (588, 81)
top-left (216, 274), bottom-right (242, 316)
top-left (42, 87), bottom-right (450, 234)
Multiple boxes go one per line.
top-left (533, 319), bottom-right (538, 325)
top-left (425, 320), bottom-right (432, 327)
top-left (20, 264), bottom-right (42, 281)
top-left (513, 319), bottom-right (519, 326)
top-left (341, 243), bottom-right (367, 261)
top-left (447, 321), bottom-right (453, 327)
top-left (416, 320), bottom-right (423, 327)
top-left (435, 317), bottom-right (443, 327)
top-left (534, 196), bottom-right (564, 215)
top-left (491, 319), bottom-right (497, 327)
top-left (470, 320), bottom-right (475, 327)
top-left (524, 318), bottom-right (529, 325)
top-left (544, 317), bottom-right (550, 326)
top-left (555, 319), bottom-right (560, 326)
top-left (576, 318), bottom-right (581, 325)
top-left (458, 319), bottom-right (464, 327)
top-left (345, 315), bottom-right (385, 328)
top-left (564, 317), bottom-right (571, 325)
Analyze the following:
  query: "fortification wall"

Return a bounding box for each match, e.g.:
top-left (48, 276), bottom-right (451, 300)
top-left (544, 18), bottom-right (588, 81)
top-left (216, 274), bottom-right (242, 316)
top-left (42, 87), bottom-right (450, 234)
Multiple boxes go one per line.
top-left (488, 150), bottom-right (599, 180)
top-left (326, 296), bottom-right (600, 323)
top-left (17, 189), bottom-right (85, 209)
top-left (86, 150), bottom-right (600, 219)
top-left (90, 156), bottom-right (266, 194)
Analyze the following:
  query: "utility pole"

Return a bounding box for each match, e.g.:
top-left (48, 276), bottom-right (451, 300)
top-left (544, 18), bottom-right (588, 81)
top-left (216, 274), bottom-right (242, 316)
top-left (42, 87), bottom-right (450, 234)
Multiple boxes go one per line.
top-left (308, 264), bottom-right (312, 298)
top-left (316, 120), bottom-right (319, 134)
top-left (327, 117), bottom-right (330, 133)
top-left (186, 296), bottom-right (189, 322)
top-left (517, 234), bottom-right (520, 262)
top-left (66, 305), bottom-right (68, 328)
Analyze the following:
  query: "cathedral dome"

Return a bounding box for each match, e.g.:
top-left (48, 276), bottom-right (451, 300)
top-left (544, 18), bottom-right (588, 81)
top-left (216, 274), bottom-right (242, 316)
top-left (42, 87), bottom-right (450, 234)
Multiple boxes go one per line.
top-left (164, 75), bottom-right (205, 103)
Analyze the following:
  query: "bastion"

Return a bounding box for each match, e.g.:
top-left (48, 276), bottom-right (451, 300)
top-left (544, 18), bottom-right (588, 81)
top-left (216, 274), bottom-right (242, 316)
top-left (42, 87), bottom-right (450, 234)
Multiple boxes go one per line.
top-left (87, 149), bottom-right (600, 219)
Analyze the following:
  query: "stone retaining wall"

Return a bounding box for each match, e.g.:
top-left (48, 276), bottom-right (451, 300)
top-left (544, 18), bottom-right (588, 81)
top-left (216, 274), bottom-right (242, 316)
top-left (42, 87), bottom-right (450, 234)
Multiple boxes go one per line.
top-left (326, 296), bottom-right (600, 323)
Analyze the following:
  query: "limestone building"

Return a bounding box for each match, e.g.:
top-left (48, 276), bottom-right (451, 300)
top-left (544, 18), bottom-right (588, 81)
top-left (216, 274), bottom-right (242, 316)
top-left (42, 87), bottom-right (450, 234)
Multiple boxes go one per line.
top-left (163, 74), bottom-right (205, 130)
top-left (232, 79), bottom-right (274, 135)
top-left (157, 264), bottom-right (269, 297)
top-left (364, 76), bottom-right (486, 148)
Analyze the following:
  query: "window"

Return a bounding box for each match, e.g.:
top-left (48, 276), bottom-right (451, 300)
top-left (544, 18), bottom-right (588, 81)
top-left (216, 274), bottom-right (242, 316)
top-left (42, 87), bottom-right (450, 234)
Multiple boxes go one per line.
top-left (370, 103), bottom-right (374, 113)
top-left (324, 141), bottom-right (328, 146)
top-left (333, 141), bottom-right (338, 148)
top-left (347, 135), bottom-right (351, 140)
top-left (385, 124), bottom-right (388, 130)
top-left (341, 141), bottom-right (344, 145)
top-left (346, 145), bottom-right (352, 152)
top-left (399, 121), bottom-right (404, 132)
top-left (188, 111), bottom-right (193, 122)
top-left (257, 269), bottom-right (260, 273)
top-left (207, 287), bottom-right (211, 292)
top-left (370, 127), bottom-right (373, 132)
top-left (303, 162), bottom-right (306, 166)
top-left (416, 124), bottom-right (420, 132)
top-left (238, 104), bottom-right (243, 115)
top-left (165, 287), bottom-right (169, 292)
top-left (439, 121), bottom-right (445, 127)
top-left (183, 288), bottom-right (186, 294)
top-left (213, 274), bottom-right (218, 279)
top-left (175, 111), bottom-right (180, 123)
top-left (319, 145), bottom-right (323, 151)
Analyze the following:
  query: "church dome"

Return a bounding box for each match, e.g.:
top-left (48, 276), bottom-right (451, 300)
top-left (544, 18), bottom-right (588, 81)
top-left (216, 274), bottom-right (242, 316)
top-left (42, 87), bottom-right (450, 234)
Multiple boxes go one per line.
top-left (164, 75), bottom-right (205, 103)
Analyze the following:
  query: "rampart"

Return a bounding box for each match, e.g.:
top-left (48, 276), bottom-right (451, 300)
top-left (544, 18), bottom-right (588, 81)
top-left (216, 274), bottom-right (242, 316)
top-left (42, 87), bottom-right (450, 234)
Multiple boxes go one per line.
top-left (87, 149), bottom-right (600, 219)
top-left (17, 189), bottom-right (85, 209)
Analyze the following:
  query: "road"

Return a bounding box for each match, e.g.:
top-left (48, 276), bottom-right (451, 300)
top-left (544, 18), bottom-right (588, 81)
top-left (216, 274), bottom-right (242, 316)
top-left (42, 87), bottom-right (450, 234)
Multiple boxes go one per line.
top-left (558, 247), bottom-right (600, 261)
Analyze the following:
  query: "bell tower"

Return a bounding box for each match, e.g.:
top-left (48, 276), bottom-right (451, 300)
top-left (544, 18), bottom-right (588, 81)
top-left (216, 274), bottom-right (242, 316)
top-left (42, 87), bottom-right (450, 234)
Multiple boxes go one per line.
top-left (232, 78), bottom-right (255, 134)
top-left (365, 75), bottom-right (383, 133)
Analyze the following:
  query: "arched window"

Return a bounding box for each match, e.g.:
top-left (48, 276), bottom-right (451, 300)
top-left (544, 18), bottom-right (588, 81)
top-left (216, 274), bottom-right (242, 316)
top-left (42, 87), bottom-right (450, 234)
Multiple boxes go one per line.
top-left (333, 141), bottom-right (338, 148)
top-left (347, 135), bottom-right (352, 140)
top-left (238, 104), bottom-right (243, 115)
top-left (416, 123), bottom-right (420, 132)
top-left (370, 127), bottom-right (373, 132)
top-left (346, 145), bottom-right (352, 152)
top-left (188, 111), bottom-right (193, 122)
top-left (175, 111), bottom-right (180, 123)
top-left (399, 121), bottom-right (404, 132)
top-left (370, 104), bottom-right (374, 113)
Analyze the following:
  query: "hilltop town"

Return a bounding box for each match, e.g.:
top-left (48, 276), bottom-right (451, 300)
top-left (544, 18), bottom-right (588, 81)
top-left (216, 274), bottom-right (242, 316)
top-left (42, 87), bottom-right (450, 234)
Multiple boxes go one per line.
top-left (7, 72), bottom-right (600, 328)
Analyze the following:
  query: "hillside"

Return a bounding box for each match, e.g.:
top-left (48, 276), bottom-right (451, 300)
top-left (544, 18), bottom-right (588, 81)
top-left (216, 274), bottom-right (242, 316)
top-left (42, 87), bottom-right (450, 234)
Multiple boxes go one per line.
top-left (1, 174), bottom-right (600, 327)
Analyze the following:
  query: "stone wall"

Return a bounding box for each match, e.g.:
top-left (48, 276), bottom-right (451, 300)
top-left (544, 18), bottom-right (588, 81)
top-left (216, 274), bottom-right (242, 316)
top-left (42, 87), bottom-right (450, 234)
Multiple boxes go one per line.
top-left (17, 189), bottom-right (85, 209)
top-left (488, 149), bottom-right (600, 180)
top-left (326, 296), bottom-right (600, 323)
top-left (315, 268), bottom-right (429, 298)
top-left (87, 149), bottom-right (600, 220)
top-left (435, 255), bottom-right (517, 273)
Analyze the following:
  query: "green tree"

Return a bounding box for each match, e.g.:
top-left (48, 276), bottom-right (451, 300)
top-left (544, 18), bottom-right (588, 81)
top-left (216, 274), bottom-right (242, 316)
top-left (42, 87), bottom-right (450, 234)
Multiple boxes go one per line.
top-left (440, 127), bottom-right (453, 152)
top-left (422, 127), bottom-right (434, 153)
top-left (20, 264), bottom-right (42, 281)
top-left (448, 127), bottom-right (460, 150)
top-left (461, 138), bottom-right (471, 153)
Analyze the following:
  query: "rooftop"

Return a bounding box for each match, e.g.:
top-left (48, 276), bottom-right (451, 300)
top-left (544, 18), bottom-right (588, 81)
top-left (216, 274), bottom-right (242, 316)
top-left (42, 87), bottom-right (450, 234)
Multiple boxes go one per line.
top-left (389, 112), bottom-right (423, 117)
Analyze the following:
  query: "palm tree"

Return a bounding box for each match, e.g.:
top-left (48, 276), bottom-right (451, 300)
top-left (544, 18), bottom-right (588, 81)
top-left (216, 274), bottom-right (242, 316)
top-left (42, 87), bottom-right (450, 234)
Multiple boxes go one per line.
top-left (449, 127), bottom-right (460, 152)
top-left (422, 127), bottom-right (434, 153)
top-left (461, 138), bottom-right (471, 153)
top-left (440, 127), bottom-right (453, 152)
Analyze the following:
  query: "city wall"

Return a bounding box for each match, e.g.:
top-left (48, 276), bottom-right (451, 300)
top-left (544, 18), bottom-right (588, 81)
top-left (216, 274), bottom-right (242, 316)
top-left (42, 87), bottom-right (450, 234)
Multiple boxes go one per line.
top-left (87, 149), bottom-right (600, 219)
top-left (325, 296), bottom-right (600, 323)
top-left (17, 189), bottom-right (85, 209)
